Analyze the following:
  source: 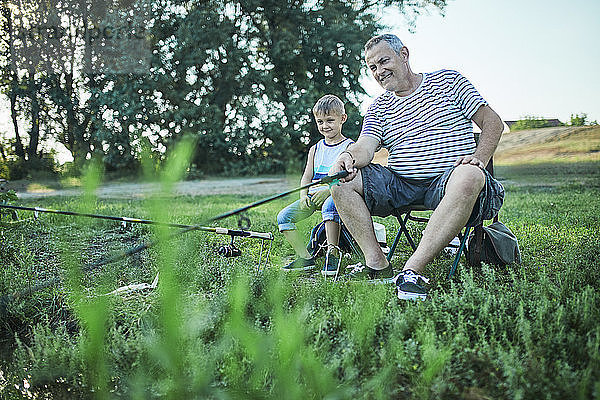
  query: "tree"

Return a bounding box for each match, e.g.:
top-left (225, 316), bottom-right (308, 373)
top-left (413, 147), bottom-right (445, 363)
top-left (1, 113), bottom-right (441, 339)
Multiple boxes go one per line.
top-left (138, 0), bottom-right (383, 174)
top-left (237, 0), bottom-right (380, 166)
top-left (570, 113), bottom-right (587, 126)
top-left (0, 0), bottom-right (86, 170)
top-left (1, 0), bottom-right (449, 175)
top-left (0, 1), bottom-right (50, 164)
top-left (0, 5), bottom-right (25, 160)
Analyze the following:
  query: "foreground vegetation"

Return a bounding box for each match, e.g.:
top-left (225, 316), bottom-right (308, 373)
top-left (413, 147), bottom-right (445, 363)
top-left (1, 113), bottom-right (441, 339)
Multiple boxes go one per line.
top-left (0, 160), bottom-right (599, 399)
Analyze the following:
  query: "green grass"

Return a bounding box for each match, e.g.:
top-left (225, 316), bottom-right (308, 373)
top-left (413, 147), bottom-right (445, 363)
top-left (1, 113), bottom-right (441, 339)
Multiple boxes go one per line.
top-left (0, 161), bottom-right (599, 399)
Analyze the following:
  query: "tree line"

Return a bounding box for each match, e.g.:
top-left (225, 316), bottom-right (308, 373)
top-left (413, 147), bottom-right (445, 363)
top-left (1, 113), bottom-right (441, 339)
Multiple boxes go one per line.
top-left (0, 0), bottom-right (446, 179)
top-left (509, 113), bottom-right (595, 131)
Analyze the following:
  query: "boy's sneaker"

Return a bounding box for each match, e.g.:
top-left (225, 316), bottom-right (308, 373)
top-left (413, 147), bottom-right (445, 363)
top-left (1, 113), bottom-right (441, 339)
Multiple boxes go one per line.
top-left (281, 257), bottom-right (316, 272)
top-left (395, 269), bottom-right (429, 301)
top-left (321, 252), bottom-right (340, 277)
top-left (340, 263), bottom-right (395, 284)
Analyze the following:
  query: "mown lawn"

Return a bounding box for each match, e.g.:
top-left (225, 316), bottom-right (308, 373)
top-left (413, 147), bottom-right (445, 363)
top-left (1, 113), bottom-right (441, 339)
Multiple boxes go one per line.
top-left (0, 161), bottom-right (599, 399)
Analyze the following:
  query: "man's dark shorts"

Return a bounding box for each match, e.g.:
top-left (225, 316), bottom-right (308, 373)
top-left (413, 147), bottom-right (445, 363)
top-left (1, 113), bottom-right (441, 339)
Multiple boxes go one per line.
top-left (361, 164), bottom-right (504, 226)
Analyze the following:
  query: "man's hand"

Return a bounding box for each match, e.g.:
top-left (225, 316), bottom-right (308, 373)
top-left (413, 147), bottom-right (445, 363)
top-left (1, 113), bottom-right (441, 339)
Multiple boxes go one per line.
top-left (299, 195), bottom-right (313, 211)
top-left (329, 152), bottom-right (358, 182)
top-left (454, 155), bottom-right (486, 170)
top-left (310, 189), bottom-right (330, 208)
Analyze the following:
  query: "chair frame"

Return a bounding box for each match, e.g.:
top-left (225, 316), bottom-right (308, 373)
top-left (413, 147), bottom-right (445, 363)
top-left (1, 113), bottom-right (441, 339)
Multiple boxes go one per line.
top-left (385, 159), bottom-right (496, 279)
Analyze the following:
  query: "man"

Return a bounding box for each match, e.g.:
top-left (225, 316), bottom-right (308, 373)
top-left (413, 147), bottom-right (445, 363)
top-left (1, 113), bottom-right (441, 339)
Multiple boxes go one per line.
top-left (329, 34), bottom-right (504, 300)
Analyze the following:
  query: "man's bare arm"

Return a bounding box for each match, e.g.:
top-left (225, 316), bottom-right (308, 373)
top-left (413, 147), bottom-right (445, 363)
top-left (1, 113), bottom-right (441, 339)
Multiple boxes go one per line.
top-left (455, 105), bottom-right (504, 169)
top-left (329, 135), bottom-right (380, 182)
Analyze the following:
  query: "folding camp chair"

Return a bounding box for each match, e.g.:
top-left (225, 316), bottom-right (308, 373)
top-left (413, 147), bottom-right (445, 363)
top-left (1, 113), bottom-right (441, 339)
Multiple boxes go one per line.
top-left (307, 219), bottom-right (388, 281)
top-left (385, 158), bottom-right (496, 279)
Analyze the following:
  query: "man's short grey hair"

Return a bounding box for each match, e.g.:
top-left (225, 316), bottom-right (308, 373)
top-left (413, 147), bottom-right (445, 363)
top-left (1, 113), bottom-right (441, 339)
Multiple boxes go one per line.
top-left (365, 34), bottom-right (405, 55)
top-left (313, 94), bottom-right (346, 116)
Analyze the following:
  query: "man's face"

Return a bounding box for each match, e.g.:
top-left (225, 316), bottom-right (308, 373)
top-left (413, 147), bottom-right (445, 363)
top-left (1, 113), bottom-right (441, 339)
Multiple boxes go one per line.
top-left (314, 112), bottom-right (347, 139)
top-left (365, 41), bottom-right (407, 92)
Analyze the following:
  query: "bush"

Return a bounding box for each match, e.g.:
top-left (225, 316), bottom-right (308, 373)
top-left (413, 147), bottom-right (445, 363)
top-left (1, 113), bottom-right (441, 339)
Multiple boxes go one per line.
top-left (510, 116), bottom-right (557, 131)
top-left (570, 113), bottom-right (588, 126)
top-left (2, 156), bottom-right (57, 180)
top-left (0, 161), bottom-right (8, 180)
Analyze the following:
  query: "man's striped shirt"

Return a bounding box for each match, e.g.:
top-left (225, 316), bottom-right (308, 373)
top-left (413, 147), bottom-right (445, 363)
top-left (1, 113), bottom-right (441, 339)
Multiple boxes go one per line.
top-left (361, 69), bottom-right (487, 179)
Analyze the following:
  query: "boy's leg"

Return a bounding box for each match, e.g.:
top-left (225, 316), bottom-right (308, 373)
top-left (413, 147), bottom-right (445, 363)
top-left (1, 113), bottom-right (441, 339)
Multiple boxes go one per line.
top-left (322, 196), bottom-right (340, 248)
top-left (322, 196), bottom-right (342, 276)
top-left (324, 221), bottom-right (340, 248)
top-left (277, 199), bottom-right (315, 259)
top-left (282, 230), bottom-right (312, 259)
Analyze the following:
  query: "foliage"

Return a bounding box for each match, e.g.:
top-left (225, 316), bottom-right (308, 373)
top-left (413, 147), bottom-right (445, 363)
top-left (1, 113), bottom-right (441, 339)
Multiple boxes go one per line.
top-left (0, 0), bottom-right (447, 175)
top-left (0, 189), bottom-right (17, 203)
top-left (570, 113), bottom-right (588, 126)
top-left (2, 155), bottom-right (58, 180)
top-left (1, 160), bottom-right (599, 398)
top-left (0, 188), bottom-right (18, 221)
top-left (509, 116), bottom-right (560, 131)
top-left (123, 0), bottom-right (384, 174)
top-left (0, 162), bottom-right (7, 180)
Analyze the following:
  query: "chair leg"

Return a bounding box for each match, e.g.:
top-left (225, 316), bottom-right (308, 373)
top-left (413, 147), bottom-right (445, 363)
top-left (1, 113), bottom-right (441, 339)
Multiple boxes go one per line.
top-left (341, 222), bottom-right (361, 257)
top-left (387, 225), bottom-right (403, 262)
top-left (387, 212), bottom-right (418, 262)
top-left (447, 225), bottom-right (471, 279)
top-left (400, 213), bottom-right (417, 250)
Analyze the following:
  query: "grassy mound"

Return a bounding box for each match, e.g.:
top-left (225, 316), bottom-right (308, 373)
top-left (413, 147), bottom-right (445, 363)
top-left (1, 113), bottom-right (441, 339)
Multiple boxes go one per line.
top-left (495, 126), bottom-right (600, 165)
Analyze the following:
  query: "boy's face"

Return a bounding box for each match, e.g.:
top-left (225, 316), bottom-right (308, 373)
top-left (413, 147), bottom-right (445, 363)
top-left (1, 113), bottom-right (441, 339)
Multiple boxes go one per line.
top-left (314, 112), bottom-right (347, 139)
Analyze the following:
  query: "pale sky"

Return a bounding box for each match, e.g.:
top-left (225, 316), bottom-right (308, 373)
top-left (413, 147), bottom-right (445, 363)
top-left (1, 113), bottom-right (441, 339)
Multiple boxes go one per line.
top-left (362, 0), bottom-right (600, 124)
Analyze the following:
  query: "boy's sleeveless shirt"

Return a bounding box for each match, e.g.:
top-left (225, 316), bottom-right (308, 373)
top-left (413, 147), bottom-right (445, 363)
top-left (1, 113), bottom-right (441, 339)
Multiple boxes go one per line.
top-left (310, 137), bottom-right (354, 194)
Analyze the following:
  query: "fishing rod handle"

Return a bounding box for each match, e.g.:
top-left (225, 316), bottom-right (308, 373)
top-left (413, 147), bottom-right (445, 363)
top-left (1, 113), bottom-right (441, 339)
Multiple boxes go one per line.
top-left (319, 170), bottom-right (350, 184)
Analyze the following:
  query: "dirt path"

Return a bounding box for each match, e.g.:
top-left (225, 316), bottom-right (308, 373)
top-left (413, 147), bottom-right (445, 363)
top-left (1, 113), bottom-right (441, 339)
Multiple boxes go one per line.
top-left (9, 126), bottom-right (596, 200)
top-left (14, 177), bottom-right (294, 199)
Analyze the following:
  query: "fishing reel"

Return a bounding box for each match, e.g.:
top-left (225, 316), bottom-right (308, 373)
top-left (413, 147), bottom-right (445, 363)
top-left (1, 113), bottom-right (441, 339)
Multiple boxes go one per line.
top-left (217, 237), bottom-right (242, 258)
top-left (215, 213), bottom-right (249, 258)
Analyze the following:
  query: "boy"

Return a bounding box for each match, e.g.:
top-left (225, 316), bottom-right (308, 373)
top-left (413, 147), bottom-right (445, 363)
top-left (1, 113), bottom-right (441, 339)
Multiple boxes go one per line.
top-left (278, 95), bottom-right (353, 276)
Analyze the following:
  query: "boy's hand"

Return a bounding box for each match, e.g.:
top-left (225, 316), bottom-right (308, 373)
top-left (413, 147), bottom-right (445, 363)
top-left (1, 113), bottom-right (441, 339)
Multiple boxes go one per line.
top-left (310, 189), bottom-right (330, 208)
top-left (299, 195), bottom-right (313, 211)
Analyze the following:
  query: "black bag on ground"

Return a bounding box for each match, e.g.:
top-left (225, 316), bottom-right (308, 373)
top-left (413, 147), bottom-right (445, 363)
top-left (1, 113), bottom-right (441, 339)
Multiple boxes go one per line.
top-left (467, 221), bottom-right (521, 267)
top-left (306, 221), bottom-right (359, 258)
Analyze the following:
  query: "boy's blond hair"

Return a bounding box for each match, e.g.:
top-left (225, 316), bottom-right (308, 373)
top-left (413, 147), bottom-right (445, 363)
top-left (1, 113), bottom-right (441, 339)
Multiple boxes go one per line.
top-left (312, 94), bottom-right (345, 116)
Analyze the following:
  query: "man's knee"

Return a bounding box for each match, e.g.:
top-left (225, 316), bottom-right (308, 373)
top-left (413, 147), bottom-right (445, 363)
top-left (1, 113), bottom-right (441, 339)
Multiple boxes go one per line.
top-left (330, 170), bottom-right (363, 202)
top-left (329, 182), bottom-right (345, 200)
top-left (448, 164), bottom-right (485, 198)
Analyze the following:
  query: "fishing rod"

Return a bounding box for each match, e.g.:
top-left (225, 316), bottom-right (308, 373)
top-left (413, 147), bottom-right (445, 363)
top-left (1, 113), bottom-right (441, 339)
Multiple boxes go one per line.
top-left (0, 204), bottom-right (273, 240)
top-left (206, 170), bottom-right (349, 222)
top-left (0, 170), bottom-right (349, 231)
top-left (0, 170), bottom-right (349, 308)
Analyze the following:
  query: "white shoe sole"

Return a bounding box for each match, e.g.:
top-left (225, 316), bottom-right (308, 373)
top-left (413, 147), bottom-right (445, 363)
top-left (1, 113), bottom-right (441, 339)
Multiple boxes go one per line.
top-left (338, 276), bottom-right (396, 284)
top-left (397, 290), bottom-right (427, 301)
top-left (369, 277), bottom-right (396, 284)
top-left (321, 269), bottom-right (338, 276)
top-left (281, 265), bottom-right (316, 272)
